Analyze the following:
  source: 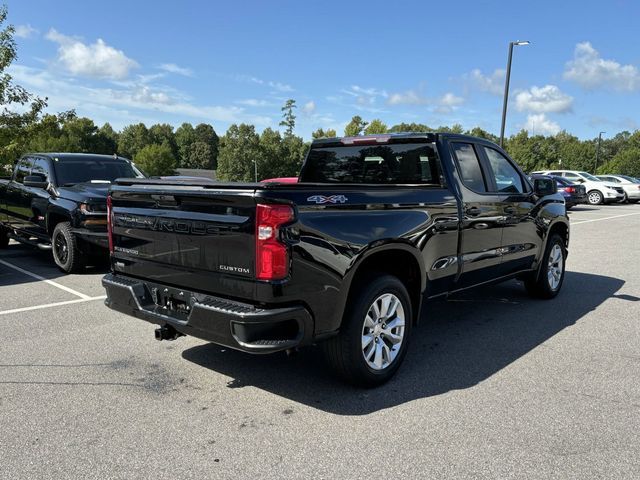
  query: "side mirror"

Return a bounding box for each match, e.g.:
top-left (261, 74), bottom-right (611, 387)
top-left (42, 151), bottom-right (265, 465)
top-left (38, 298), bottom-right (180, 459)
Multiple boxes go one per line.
top-left (534, 177), bottom-right (557, 196)
top-left (24, 175), bottom-right (49, 189)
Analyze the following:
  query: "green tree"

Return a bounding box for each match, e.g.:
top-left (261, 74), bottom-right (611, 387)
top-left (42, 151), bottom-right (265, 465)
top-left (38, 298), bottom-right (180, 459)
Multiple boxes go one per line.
top-left (312, 128), bottom-right (337, 139)
top-left (388, 122), bottom-right (432, 133)
top-left (0, 5), bottom-right (47, 168)
top-left (364, 119), bottom-right (388, 134)
top-left (216, 124), bottom-right (261, 181)
top-left (133, 143), bottom-right (176, 177)
top-left (183, 141), bottom-right (212, 169)
top-left (466, 127), bottom-right (498, 143)
top-left (175, 122), bottom-right (196, 167)
top-left (344, 116), bottom-right (368, 136)
top-left (149, 123), bottom-right (177, 159)
top-left (599, 147), bottom-right (640, 177)
top-left (194, 123), bottom-right (219, 168)
top-left (118, 123), bottom-right (151, 159)
top-left (279, 99), bottom-right (297, 136)
top-left (96, 122), bottom-right (119, 155)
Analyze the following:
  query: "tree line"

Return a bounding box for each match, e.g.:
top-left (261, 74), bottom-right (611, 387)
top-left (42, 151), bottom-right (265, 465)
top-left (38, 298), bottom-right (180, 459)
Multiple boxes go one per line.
top-left (1, 6), bottom-right (638, 180)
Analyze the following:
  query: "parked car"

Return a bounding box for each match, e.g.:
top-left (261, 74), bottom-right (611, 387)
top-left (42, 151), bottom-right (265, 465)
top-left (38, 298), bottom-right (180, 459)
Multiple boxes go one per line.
top-left (530, 174), bottom-right (586, 209)
top-left (596, 175), bottom-right (640, 203)
top-left (103, 133), bottom-right (569, 386)
top-left (0, 153), bottom-right (144, 272)
top-left (532, 170), bottom-right (625, 205)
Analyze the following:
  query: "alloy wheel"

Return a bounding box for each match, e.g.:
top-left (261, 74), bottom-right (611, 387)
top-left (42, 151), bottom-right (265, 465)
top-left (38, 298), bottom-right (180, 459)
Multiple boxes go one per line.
top-left (361, 293), bottom-right (406, 370)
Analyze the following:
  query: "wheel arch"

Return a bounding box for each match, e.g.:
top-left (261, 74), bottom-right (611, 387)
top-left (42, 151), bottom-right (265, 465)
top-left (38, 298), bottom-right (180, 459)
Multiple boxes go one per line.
top-left (340, 243), bottom-right (426, 328)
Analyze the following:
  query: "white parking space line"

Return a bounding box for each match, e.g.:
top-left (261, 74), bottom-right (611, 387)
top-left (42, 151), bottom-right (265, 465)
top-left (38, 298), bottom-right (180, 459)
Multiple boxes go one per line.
top-left (571, 212), bottom-right (640, 225)
top-left (0, 259), bottom-right (92, 300)
top-left (0, 296), bottom-right (107, 316)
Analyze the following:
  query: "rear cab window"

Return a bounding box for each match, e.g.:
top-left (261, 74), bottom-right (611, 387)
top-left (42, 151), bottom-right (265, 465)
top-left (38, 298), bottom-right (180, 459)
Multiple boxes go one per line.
top-left (299, 142), bottom-right (443, 185)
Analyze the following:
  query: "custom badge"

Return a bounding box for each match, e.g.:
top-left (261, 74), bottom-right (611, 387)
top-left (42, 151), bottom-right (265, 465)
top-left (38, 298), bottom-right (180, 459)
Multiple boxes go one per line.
top-left (307, 194), bottom-right (348, 204)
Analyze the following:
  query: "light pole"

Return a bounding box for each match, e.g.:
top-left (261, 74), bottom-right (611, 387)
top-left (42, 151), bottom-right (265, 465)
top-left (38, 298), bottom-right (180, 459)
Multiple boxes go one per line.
top-left (594, 131), bottom-right (605, 173)
top-left (499, 40), bottom-right (530, 147)
top-left (254, 159), bottom-right (258, 182)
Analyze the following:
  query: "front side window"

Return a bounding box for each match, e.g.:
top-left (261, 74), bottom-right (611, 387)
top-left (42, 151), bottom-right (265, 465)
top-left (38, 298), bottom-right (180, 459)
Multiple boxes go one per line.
top-left (300, 143), bottom-right (441, 185)
top-left (14, 158), bottom-right (32, 184)
top-left (31, 158), bottom-right (52, 182)
top-left (483, 147), bottom-right (524, 194)
top-left (452, 143), bottom-right (486, 192)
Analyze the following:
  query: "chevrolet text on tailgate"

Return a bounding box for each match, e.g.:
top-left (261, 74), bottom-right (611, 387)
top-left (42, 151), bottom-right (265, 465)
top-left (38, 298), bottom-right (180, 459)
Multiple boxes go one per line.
top-left (102, 133), bottom-right (569, 386)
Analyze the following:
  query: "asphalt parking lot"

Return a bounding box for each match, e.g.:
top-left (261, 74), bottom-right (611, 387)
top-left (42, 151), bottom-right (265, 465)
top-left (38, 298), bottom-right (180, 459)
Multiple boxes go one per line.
top-left (1, 203), bottom-right (639, 479)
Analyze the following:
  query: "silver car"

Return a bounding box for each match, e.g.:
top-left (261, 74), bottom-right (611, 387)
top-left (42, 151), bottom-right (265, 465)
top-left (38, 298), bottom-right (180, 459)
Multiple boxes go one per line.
top-left (596, 175), bottom-right (640, 203)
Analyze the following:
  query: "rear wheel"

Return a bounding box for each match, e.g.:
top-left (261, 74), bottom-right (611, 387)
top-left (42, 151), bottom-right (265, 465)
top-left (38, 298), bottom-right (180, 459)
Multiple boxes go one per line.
top-left (587, 190), bottom-right (603, 205)
top-left (52, 222), bottom-right (84, 273)
top-left (525, 234), bottom-right (566, 299)
top-left (322, 274), bottom-right (413, 387)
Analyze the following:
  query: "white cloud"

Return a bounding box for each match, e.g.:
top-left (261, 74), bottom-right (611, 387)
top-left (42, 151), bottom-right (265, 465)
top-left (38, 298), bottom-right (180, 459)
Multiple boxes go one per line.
top-left (434, 92), bottom-right (465, 114)
top-left (45, 29), bottom-right (138, 80)
top-left (234, 74), bottom-right (294, 93)
top-left (522, 114), bottom-right (561, 136)
top-left (301, 100), bottom-right (316, 115)
top-left (8, 65), bottom-right (272, 128)
top-left (158, 63), bottom-right (193, 77)
top-left (467, 68), bottom-right (505, 95)
top-left (236, 99), bottom-right (273, 107)
top-left (564, 42), bottom-right (640, 92)
top-left (342, 85), bottom-right (388, 106)
top-left (387, 90), bottom-right (428, 105)
top-left (14, 24), bottom-right (38, 38)
top-left (515, 85), bottom-right (573, 114)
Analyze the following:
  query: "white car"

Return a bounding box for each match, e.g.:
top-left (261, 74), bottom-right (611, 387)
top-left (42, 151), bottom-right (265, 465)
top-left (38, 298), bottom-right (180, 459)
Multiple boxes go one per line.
top-left (596, 175), bottom-right (640, 203)
top-left (532, 170), bottom-right (625, 205)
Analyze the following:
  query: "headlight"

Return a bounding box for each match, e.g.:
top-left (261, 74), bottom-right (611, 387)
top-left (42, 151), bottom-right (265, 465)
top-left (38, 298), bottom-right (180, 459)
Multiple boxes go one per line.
top-left (80, 203), bottom-right (107, 214)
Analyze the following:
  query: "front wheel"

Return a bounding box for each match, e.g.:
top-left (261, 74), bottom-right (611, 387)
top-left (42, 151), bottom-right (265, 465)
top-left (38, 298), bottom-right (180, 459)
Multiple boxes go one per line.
top-left (322, 274), bottom-right (413, 387)
top-left (587, 190), bottom-right (603, 205)
top-left (52, 222), bottom-right (85, 273)
top-left (524, 234), bottom-right (566, 299)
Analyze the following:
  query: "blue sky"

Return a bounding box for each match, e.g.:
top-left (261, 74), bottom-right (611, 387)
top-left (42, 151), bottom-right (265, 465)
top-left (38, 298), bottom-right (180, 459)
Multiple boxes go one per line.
top-left (6, 0), bottom-right (640, 140)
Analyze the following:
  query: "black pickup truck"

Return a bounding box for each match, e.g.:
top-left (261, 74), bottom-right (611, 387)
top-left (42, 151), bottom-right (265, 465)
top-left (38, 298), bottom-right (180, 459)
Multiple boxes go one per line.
top-left (103, 133), bottom-right (569, 386)
top-left (0, 153), bottom-right (143, 272)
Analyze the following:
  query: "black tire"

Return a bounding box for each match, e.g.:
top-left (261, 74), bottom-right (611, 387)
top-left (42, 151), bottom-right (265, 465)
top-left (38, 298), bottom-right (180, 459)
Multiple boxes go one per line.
top-left (52, 222), bottom-right (84, 273)
top-left (587, 190), bottom-right (603, 205)
top-left (322, 274), bottom-right (413, 387)
top-left (0, 226), bottom-right (9, 249)
top-left (524, 234), bottom-right (566, 299)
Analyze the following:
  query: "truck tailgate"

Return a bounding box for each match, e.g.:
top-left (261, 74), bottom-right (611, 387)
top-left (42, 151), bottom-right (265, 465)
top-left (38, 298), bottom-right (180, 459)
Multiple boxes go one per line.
top-left (109, 182), bottom-right (257, 298)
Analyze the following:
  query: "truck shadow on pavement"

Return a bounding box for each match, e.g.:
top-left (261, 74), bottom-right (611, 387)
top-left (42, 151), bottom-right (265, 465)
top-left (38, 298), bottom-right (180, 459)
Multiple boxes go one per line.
top-left (182, 271), bottom-right (625, 415)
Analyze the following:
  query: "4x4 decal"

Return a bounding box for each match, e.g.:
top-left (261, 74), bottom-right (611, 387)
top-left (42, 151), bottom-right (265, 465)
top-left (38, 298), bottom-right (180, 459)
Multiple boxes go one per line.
top-left (307, 194), bottom-right (348, 204)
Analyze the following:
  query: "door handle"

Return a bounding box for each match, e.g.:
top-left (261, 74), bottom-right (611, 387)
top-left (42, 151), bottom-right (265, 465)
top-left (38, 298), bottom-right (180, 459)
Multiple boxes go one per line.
top-left (504, 206), bottom-right (516, 214)
top-left (466, 207), bottom-right (482, 217)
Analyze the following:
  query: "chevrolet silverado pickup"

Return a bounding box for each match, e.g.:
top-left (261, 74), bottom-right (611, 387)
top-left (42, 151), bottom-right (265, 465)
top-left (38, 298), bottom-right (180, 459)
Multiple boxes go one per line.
top-left (0, 153), bottom-right (143, 272)
top-left (102, 133), bottom-right (569, 386)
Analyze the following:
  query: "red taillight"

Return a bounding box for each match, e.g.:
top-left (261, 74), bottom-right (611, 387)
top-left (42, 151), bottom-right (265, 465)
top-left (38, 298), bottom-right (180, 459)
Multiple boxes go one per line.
top-left (255, 204), bottom-right (294, 280)
top-left (341, 135), bottom-right (391, 145)
top-left (565, 186), bottom-right (575, 193)
top-left (106, 194), bottom-right (114, 254)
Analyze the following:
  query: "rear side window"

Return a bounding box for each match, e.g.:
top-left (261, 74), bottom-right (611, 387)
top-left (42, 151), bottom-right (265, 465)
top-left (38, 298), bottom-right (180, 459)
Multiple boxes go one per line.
top-left (452, 143), bottom-right (486, 192)
top-left (300, 143), bottom-right (441, 185)
top-left (482, 147), bottom-right (525, 194)
top-left (14, 158), bottom-right (32, 184)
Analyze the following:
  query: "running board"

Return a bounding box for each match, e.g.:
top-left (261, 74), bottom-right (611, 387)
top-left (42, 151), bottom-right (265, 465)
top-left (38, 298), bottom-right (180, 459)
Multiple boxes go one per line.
top-left (8, 233), bottom-right (52, 251)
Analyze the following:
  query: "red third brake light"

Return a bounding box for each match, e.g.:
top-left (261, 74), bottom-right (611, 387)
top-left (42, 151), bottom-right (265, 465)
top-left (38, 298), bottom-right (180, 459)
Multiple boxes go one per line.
top-left (256, 204), bottom-right (294, 280)
top-left (106, 194), bottom-right (114, 254)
